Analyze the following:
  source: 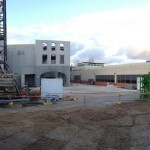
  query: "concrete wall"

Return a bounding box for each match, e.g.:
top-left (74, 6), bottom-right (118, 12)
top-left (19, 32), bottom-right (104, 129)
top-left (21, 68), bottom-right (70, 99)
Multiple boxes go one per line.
top-left (35, 66), bottom-right (70, 87)
top-left (96, 63), bottom-right (150, 75)
top-left (7, 44), bottom-right (36, 88)
top-left (35, 40), bottom-right (70, 66)
top-left (7, 44), bottom-right (35, 74)
top-left (7, 40), bottom-right (70, 87)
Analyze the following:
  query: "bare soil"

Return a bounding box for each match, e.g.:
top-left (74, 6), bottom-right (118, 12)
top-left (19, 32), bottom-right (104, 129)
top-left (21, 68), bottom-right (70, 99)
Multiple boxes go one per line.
top-left (0, 101), bottom-right (150, 150)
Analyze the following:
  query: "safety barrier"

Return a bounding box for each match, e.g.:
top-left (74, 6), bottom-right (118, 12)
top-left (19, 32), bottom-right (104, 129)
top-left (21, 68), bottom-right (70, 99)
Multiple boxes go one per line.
top-left (0, 91), bottom-right (140, 108)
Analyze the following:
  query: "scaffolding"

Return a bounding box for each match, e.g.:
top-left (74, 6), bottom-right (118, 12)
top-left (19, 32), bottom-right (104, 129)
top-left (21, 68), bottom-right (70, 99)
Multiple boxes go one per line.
top-left (0, 0), bottom-right (7, 70)
top-left (0, 0), bottom-right (29, 103)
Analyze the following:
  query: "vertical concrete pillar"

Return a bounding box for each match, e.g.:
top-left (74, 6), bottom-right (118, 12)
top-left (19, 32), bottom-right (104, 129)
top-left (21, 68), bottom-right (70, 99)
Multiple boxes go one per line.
top-left (114, 74), bottom-right (117, 83)
top-left (65, 69), bottom-right (70, 87)
top-left (66, 75), bottom-right (70, 86)
top-left (21, 74), bottom-right (25, 88)
top-left (35, 75), bottom-right (41, 87)
top-left (55, 71), bottom-right (58, 78)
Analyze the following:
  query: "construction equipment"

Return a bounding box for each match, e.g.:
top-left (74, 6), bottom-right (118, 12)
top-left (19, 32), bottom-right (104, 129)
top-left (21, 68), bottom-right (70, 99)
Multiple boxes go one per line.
top-left (0, 0), bottom-right (30, 103)
top-left (44, 94), bottom-right (59, 102)
top-left (87, 79), bottom-right (95, 85)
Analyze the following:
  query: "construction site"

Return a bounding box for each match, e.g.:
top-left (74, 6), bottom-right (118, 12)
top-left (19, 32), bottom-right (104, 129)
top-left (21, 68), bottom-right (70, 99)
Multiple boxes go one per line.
top-left (0, 84), bottom-right (150, 150)
top-left (1, 0), bottom-right (150, 150)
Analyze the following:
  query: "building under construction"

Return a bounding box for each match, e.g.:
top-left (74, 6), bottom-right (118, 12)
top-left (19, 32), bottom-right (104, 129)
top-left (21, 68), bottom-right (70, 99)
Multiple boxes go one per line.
top-left (0, 0), bottom-right (70, 101)
top-left (7, 40), bottom-right (70, 88)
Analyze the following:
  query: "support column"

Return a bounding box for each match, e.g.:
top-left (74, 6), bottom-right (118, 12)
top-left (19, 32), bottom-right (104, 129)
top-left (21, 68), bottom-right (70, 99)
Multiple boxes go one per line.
top-left (114, 73), bottom-right (117, 83)
top-left (21, 74), bottom-right (25, 88)
top-left (35, 75), bottom-right (41, 87)
top-left (65, 69), bottom-right (70, 87)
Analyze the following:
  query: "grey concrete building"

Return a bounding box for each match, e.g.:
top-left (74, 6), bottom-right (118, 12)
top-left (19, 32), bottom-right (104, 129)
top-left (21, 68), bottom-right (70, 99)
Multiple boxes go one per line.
top-left (7, 40), bottom-right (70, 88)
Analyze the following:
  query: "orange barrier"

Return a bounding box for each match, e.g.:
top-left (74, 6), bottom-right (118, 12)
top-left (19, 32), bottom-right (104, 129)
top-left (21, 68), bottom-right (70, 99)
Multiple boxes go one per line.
top-left (113, 83), bottom-right (126, 88)
top-left (113, 83), bottom-right (137, 89)
top-left (94, 82), bottom-right (107, 86)
top-left (80, 80), bottom-right (87, 84)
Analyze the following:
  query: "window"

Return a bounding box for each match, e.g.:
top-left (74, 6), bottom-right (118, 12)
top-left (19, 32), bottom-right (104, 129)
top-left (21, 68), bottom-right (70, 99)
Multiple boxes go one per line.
top-left (96, 75), bottom-right (114, 82)
top-left (51, 43), bottom-right (56, 51)
top-left (60, 43), bottom-right (64, 51)
top-left (126, 75), bottom-right (130, 83)
top-left (117, 75), bottom-right (137, 83)
top-left (120, 75), bottom-right (126, 83)
top-left (43, 42), bottom-right (47, 50)
top-left (117, 75), bottom-right (121, 83)
top-left (60, 55), bottom-right (64, 64)
top-left (74, 75), bottom-right (81, 81)
top-left (109, 75), bottom-right (114, 82)
top-left (101, 76), bottom-right (104, 81)
top-left (103, 75), bottom-right (107, 82)
top-left (18, 50), bottom-right (25, 55)
top-left (42, 55), bottom-right (47, 64)
top-left (97, 75), bottom-right (101, 81)
top-left (131, 75), bottom-right (137, 83)
top-left (51, 54), bottom-right (56, 64)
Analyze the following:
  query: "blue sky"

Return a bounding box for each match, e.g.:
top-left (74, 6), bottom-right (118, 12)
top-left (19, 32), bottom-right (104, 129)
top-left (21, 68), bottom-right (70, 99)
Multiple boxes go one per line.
top-left (6, 0), bottom-right (150, 64)
top-left (7, 0), bottom-right (150, 26)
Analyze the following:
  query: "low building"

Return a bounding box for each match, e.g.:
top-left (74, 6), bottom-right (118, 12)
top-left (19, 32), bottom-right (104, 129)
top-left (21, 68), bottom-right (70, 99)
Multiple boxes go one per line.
top-left (71, 61), bottom-right (150, 87)
top-left (7, 40), bottom-right (70, 87)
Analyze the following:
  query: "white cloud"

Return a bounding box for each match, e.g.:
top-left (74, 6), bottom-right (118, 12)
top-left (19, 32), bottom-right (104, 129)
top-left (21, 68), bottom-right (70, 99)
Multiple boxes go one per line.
top-left (7, 3), bottom-right (150, 64)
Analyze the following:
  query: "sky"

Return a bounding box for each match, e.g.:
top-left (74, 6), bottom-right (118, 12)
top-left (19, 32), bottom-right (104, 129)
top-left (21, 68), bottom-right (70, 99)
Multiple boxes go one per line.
top-left (6, 0), bottom-right (150, 65)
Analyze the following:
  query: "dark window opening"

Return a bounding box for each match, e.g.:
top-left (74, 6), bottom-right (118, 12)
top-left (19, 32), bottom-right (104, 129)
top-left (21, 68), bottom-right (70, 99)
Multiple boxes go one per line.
top-left (51, 55), bottom-right (56, 64)
top-left (60, 43), bottom-right (64, 51)
top-left (126, 75), bottom-right (130, 83)
top-left (43, 42), bottom-right (47, 50)
top-left (74, 75), bottom-right (81, 82)
top-left (25, 74), bottom-right (35, 87)
top-left (131, 75), bottom-right (137, 83)
top-left (117, 75), bottom-right (138, 83)
top-left (96, 75), bottom-right (114, 82)
top-left (117, 75), bottom-right (121, 83)
top-left (18, 50), bottom-right (25, 55)
top-left (60, 55), bottom-right (64, 64)
top-left (51, 43), bottom-right (56, 51)
top-left (0, 50), bottom-right (3, 55)
top-left (120, 75), bottom-right (126, 83)
top-left (42, 55), bottom-right (47, 64)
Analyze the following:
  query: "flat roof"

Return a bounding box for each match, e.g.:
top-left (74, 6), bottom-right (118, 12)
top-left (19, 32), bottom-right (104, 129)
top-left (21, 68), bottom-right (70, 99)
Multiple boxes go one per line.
top-left (79, 62), bottom-right (104, 64)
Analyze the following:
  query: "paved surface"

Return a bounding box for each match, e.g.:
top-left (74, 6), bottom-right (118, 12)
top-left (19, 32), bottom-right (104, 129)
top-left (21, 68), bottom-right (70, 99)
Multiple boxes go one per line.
top-left (64, 84), bottom-right (138, 93)
top-left (0, 84), bottom-right (140, 112)
top-left (61, 84), bottom-right (140, 109)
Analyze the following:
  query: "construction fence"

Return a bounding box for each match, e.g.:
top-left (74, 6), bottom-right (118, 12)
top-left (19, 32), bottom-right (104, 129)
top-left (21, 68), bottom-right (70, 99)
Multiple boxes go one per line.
top-left (0, 90), bottom-right (140, 108)
top-left (31, 91), bottom-right (140, 110)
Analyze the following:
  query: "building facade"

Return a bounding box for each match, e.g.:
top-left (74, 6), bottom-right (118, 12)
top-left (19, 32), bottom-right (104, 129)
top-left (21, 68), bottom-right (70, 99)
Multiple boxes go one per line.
top-left (7, 40), bottom-right (70, 87)
top-left (71, 62), bottom-right (150, 86)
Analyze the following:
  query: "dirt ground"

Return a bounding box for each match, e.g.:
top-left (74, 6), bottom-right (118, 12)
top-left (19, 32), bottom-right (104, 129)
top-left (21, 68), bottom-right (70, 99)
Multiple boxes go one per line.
top-left (0, 101), bottom-right (150, 150)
